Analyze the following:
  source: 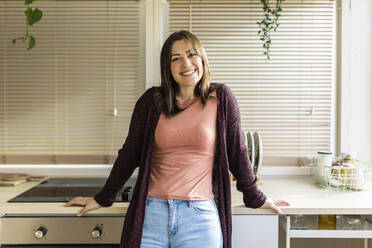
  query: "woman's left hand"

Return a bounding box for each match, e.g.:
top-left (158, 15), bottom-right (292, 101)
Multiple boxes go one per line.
top-left (260, 197), bottom-right (290, 214)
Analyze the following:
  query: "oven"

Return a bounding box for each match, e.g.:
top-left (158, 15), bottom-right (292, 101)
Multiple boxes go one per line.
top-left (1, 177), bottom-right (136, 247)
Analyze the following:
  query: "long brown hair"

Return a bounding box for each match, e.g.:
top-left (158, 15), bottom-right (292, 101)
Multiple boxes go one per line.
top-left (154, 30), bottom-right (215, 117)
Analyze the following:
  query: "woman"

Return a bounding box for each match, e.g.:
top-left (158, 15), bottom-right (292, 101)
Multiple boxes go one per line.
top-left (65, 30), bottom-right (289, 248)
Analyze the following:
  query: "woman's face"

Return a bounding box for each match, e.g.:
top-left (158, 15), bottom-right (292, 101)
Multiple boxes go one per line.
top-left (170, 39), bottom-right (203, 89)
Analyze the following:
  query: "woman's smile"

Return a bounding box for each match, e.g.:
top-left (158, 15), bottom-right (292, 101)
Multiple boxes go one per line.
top-left (181, 68), bottom-right (196, 76)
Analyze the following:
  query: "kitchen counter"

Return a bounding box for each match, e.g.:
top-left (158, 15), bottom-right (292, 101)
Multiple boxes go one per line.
top-left (233, 176), bottom-right (372, 215)
top-left (0, 176), bottom-right (371, 215)
top-left (0, 179), bottom-right (129, 216)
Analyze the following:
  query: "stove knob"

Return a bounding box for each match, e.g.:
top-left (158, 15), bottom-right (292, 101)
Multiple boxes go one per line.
top-left (34, 226), bottom-right (47, 239)
top-left (91, 226), bottom-right (102, 239)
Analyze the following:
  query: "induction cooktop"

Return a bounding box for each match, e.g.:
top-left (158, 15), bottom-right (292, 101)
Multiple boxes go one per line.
top-left (8, 177), bottom-right (136, 203)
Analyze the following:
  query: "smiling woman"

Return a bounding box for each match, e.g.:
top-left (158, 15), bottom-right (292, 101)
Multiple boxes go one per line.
top-left (66, 30), bottom-right (289, 248)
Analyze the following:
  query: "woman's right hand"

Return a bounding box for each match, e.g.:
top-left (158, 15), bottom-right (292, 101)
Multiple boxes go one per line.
top-left (65, 197), bottom-right (102, 216)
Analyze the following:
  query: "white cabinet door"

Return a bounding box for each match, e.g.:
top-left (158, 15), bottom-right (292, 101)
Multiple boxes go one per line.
top-left (232, 215), bottom-right (278, 248)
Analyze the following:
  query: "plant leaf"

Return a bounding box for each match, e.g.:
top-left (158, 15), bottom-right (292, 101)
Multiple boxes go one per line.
top-left (25, 0), bottom-right (37, 4)
top-left (28, 8), bottom-right (42, 26)
top-left (27, 35), bottom-right (35, 50)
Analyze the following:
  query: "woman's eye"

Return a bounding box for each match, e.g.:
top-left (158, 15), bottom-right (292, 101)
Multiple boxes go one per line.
top-left (190, 53), bottom-right (197, 57)
top-left (171, 57), bottom-right (179, 62)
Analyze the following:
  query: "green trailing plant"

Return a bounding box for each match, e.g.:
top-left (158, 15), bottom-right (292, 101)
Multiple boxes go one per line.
top-left (12, 0), bottom-right (43, 51)
top-left (257, 0), bottom-right (285, 60)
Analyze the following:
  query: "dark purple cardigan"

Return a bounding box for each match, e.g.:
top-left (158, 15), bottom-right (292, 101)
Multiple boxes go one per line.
top-left (94, 83), bottom-right (267, 248)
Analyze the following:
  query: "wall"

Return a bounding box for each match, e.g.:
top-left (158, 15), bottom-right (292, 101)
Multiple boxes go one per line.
top-left (339, 0), bottom-right (372, 164)
top-left (145, 0), bottom-right (167, 89)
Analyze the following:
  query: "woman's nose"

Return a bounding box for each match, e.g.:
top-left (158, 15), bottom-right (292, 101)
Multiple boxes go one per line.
top-left (182, 57), bottom-right (192, 67)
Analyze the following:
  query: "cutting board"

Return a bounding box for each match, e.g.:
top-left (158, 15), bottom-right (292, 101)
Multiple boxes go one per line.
top-left (0, 178), bottom-right (28, 187)
top-left (0, 173), bottom-right (29, 187)
top-left (0, 174), bottom-right (47, 186)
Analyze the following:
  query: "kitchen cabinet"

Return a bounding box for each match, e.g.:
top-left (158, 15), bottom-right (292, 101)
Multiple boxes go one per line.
top-left (232, 215), bottom-right (278, 248)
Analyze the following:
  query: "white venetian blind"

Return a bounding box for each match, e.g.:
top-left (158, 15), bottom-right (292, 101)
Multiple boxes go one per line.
top-left (0, 0), bottom-right (142, 164)
top-left (169, 0), bottom-right (336, 166)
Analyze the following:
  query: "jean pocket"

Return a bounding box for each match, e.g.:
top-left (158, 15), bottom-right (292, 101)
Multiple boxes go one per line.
top-left (191, 200), bottom-right (216, 214)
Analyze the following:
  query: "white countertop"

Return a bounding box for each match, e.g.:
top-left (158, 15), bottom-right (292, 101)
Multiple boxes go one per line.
top-left (232, 176), bottom-right (372, 215)
top-left (0, 179), bottom-right (129, 216)
top-left (0, 176), bottom-right (371, 216)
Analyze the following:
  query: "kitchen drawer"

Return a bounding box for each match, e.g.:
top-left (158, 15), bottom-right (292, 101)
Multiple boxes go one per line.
top-left (232, 215), bottom-right (278, 248)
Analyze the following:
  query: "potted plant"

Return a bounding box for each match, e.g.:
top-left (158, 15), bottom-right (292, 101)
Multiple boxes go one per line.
top-left (257, 0), bottom-right (285, 60)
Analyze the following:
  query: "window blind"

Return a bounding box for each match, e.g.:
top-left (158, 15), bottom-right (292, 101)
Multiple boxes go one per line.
top-left (169, 0), bottom-right (336, 166)
top-left (0, 0), bottom-right (142, 164)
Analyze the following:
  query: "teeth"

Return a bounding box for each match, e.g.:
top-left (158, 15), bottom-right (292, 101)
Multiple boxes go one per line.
top-left (182, 69), bottom-right (195, 76)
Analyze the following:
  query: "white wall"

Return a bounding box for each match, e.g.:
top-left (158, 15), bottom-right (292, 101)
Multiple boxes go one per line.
top-left (340, 0), bottom-right (372, 164)
top-left (145, 0), bottom-right (168, 89)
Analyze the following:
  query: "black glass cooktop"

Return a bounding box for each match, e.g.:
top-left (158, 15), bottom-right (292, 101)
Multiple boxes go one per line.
top-left (8, 177), bottom-right (136, 203)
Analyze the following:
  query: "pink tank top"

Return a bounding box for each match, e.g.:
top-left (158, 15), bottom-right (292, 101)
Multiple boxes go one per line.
top-left (148, 91), bottom-right (217, 200)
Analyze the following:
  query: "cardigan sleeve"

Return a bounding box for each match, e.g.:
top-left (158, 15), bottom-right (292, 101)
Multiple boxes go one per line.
top-left (223, 85), bottom-right (267, 208)
top-left (94, 88), bottom-right (155, 207)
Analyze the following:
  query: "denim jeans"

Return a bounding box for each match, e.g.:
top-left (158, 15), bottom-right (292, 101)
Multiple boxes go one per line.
top-left (140, 196), bottom-right (223, 248)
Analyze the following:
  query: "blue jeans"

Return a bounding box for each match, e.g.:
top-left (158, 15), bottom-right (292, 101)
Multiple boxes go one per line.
top-left (140, 196), bottom-right (223, 248)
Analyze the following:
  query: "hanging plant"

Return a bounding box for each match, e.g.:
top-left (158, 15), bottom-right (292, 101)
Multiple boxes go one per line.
top-left (257, 0), bottom-right (285, 60)
top-left (12, 0), bottom-right (43, 51)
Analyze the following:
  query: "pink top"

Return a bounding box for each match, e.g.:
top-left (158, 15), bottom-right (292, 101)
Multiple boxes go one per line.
top-left (148, 90), bottom-right (217, 200)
